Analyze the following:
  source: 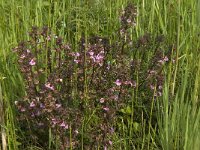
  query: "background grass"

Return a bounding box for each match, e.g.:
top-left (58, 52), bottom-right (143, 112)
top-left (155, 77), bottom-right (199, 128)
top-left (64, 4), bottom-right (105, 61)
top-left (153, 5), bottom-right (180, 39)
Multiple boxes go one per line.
top-left (0, 0), bottom-right (200, 149)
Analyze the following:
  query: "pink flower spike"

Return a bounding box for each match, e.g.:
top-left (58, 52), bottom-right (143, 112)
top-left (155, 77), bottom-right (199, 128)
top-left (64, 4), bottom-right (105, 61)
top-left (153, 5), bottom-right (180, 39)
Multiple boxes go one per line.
top-left (29, 59), bottom-right (36, 66)
top-left (115, 79), bottom-right (122, 86)
top-left (109, 140), bottom-right (113, 145)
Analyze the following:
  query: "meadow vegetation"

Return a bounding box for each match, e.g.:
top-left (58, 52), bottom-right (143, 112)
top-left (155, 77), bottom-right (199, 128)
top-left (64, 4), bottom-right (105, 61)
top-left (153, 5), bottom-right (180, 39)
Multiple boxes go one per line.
top-left (0, 0), bottom-right (200, 150)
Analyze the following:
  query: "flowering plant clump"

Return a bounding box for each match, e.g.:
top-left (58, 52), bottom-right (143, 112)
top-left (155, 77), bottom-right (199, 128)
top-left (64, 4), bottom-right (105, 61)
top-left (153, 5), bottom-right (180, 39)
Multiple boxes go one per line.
top-left (13, 2), bottom-right (175, 149)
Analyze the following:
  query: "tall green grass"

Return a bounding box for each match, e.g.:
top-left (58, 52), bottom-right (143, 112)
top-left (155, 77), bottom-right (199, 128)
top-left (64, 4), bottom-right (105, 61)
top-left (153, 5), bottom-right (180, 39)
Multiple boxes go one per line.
top-left (0, 0), bottom-right (200, 149)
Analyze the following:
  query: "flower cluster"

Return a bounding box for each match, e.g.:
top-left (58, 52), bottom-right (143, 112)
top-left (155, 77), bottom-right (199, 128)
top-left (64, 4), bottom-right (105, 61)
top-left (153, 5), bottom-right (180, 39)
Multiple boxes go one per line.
top-left (13, 2), bottom-right (175, 149)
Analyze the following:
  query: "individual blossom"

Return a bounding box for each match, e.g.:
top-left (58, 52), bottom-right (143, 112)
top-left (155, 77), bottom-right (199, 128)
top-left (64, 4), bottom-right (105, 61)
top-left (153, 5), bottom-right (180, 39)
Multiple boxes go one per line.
top-left (20, 54), bottom-right (26, 59)
top-left (40, 103), bottom-right (45, 108)
top-left (114, 79), bottom-right (122, 86)
top-left (124, 80), bottom-right (136, 87)
top-left (100, 98), bottom-right (105, 103)
top-left (127, 18), bottom-right (132, 23)
top-left (88, 51), bottom-right (94, 56)
top-left (60, 121), bottom-right (68, 129)
top-left (20, 107), bottom-right (26, 112)
top-left (103, 107), bottom-right (110, 111)
top-left (110, 127), bottom-right (114, 134)
top-left (30, 101), bottom-right (36, 108)
top-left (56, 103), bottom-right (62, 108)
top-left (158, 85), bottom-right (162, 90)
top-left (163, 56), bottom-right (169, 62)
top-left (26, 49), bottom-right (31, 53)
top-left (45, 83), bottom-right (55, 90)
top-left (51, 118), bottom-right (58, 125)
top-left (150, 84), bottom-right (155, 90)
top-left (46, 35), bottom-right (51, 41)
top-left (29, 58), bottom-right (36, 66)
top-left (14, 101), bottom-right (18, 105)
top-left (74, 59), bottom-right (80, 64)
top-left (158, 56), bottom-right (169, 64)
top-left (74, 129), bottom-right (79, 134)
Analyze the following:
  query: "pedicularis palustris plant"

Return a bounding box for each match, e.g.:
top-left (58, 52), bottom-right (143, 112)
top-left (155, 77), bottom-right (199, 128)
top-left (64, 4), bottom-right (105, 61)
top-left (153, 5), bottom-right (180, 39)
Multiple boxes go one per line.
top-left (14, 2), bottom-right (175, 149)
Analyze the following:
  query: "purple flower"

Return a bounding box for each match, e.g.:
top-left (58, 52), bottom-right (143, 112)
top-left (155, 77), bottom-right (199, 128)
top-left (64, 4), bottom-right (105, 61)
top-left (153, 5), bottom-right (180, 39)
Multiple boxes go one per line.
top-left (111, 95), bottom-right (119, 101)
top-left (74, 59), bottom-right (80, 64)
top-left (40, 103), bottom-right (45, 108)
top-left (88, 51), bottom-right (94, 56)
top-left (158, 56), bottom-right (169, 64)
top-left (30, 101), bottom-right (36, 107)
top-left (56, 103), bottom-right (61, 108)
top-left (60, 122), bottom-right (68, 129)
top-left (114, 79), bottom-right (122, 86)
top-left (96, 54), bottom-right (104, 61)
top-left (127, 18), bottom-right (132, 23)
top-left (150, 84), bottom-right (155, 90)
top-left (75, 129), bottom-right (79, 134)
top-left (26, 49), bottom-right (31, 53)
top-left (31, 113), bottom-right (35, 117)
top-left (100, 98), bottom-right (105, 103)
top-left (20, 54), bottom-right (26, 59)
top-left (109, 140), bottom-right (113, 145)
top-left (20, 107), bottom-right (26, 112)
top-left (29, 59), bottom-right (36, 66)
top-left (163, 56), bottom-right (169, 62)
top-left (56, 78), bottom-right (63, 82)
top-left (35, 111), bottom-right (41, 116)
top-left (71, 52), bottom-right (80, 57)
top-left (46, 36), bottom-right (51, 41)
top-left (45, 83), bottom-right (55, 90)
top-left (158, 59), bottom-right (164, 64)
top-left (103, 107), bottom-right (110, 111)
top-left (124, 81), bottom-right (133, 86)
top-left (158, 91), bottom-right (162, 96)
top-left (158, 85), bottom-right (162, 90)
top-left (75, 52), bottom-right (80, 57)
top-left (51, 118), bottom-right (58, 125)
